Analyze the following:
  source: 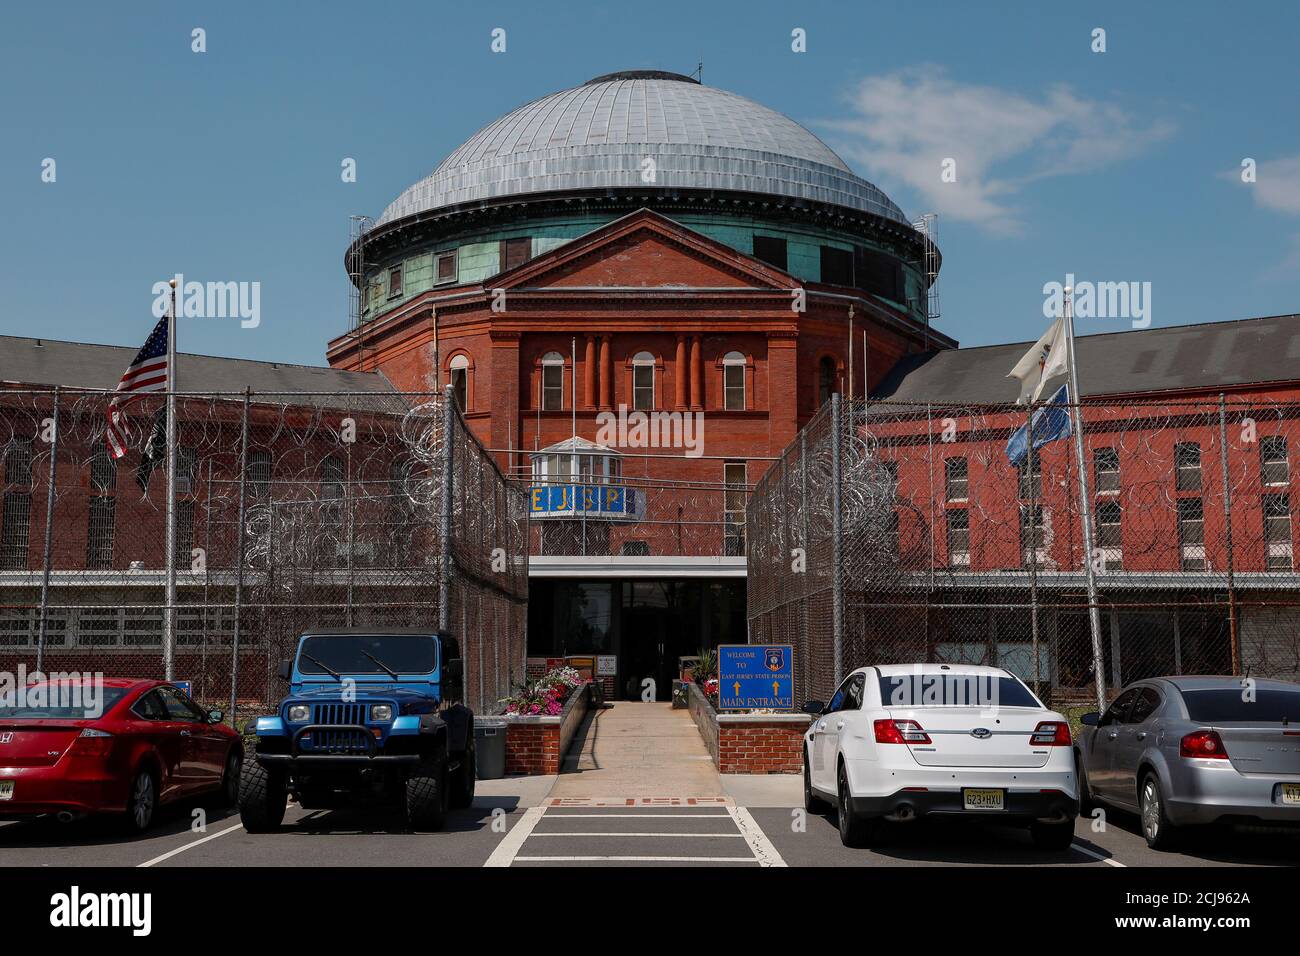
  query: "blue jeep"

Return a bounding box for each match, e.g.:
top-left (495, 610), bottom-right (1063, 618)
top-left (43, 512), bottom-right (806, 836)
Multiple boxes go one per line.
top-left (239, 629), bottom-right (475, 832)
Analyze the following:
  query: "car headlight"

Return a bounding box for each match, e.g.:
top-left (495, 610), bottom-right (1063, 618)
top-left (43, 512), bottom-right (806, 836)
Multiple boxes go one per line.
top-left (287, 704), bottom-right (310, 722)
top-left (370, 704), bottom-right (393, 722)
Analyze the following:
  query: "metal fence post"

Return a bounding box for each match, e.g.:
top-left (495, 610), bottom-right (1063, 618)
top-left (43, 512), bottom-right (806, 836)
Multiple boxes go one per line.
top-left (831, 393), bottom-right (844, 685)
top-left (438, 387), bottom-right (454, 634)
top-left (36, 386), bottom-right (60, 673)
top-left (228, 388), bottom-right (251, 727)
top-left (1218, 394), bottom-right (1240, 673)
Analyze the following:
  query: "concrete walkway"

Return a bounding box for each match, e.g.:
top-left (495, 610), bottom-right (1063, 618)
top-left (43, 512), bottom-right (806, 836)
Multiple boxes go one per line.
top-left (547, 702), bottom-right (723, 799)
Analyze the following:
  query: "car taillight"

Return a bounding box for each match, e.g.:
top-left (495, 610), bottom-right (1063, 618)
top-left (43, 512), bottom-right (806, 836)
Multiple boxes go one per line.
top-left (874, 719), bottom-right (931, 744)
top-left (68, 728), bottom-right (114, 758)
top-left (1180, 729), bottom-right (1228, 759)
top-left (1029, 721), bottom-right (1072, 746)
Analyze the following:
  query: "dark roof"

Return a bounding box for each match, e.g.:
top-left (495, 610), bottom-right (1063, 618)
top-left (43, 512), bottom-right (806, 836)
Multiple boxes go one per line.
top-left (873, 314), bottom-right (1300, 404)
top-left (0, 334), bottom-right (398, 403)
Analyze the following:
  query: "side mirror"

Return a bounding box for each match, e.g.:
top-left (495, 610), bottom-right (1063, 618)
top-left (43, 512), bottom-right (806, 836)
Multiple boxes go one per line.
top-left (802, 699), bottom-right (825, 716)
top-left (1080, 711), bottom-right (1100, 726)
top-left (208, 709), bottom-right (224, 724)
top-left (443, 659), bottom-right (464, 685)
top-left (276, 660), bottom-right (292, 681)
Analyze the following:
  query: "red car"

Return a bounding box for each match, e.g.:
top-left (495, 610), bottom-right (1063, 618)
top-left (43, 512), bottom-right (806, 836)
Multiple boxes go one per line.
top-left (0, 678), bottom-right (242, 832)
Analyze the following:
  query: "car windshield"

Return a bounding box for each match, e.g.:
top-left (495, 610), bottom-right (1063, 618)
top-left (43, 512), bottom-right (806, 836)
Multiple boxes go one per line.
top-left (297, 635), bottom-right (436, 676)
top-left (0, 686), bottom-right (130, 719)
top-left (878, 674), bottom-right (1041, 709)
top-left (1182, 688), bottom-right (1300, 723)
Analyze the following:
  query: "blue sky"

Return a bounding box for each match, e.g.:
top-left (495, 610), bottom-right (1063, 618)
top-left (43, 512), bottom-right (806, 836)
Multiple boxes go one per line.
top-left (2, 0), bottom-right (1298, 367)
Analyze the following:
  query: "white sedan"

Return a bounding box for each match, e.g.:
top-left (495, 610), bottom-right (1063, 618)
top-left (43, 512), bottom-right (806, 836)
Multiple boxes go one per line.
top-left (803, 663), bottom-right (1079, 850)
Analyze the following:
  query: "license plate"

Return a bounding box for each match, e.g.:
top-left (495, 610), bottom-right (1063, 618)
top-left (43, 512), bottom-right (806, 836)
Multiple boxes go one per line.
top-left (1281, 783), bottom-right (1300, 806)
top-left (963, 788), bottom-right (1004, 811)
top-left (0, 781), bottom-right (13, 801)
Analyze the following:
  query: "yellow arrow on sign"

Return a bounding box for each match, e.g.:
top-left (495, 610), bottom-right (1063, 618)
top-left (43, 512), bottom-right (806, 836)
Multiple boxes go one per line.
top-left (733, 681), bottom-right (741, 697)
top-left (773, 680), bottom-right (780, 697)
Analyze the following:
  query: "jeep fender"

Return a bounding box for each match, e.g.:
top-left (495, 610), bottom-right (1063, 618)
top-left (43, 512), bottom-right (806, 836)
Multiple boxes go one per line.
top-left (437, 705), bottom-right (474, 755)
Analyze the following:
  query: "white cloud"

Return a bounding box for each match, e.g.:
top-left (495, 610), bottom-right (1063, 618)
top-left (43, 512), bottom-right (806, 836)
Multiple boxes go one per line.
top-left (1226, 155), bottom-right (1300, 215)
top-left (821, 67), bottom-right (1175, 235)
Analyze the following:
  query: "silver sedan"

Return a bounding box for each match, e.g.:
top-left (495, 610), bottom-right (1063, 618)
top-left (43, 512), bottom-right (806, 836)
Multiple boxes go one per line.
top-left (1075, 675), bottom-right (1300, 850)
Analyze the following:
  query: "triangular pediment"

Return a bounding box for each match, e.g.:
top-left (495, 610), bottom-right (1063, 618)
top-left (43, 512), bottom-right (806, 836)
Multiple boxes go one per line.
top-left (493, 208), bottom-right (798, 292)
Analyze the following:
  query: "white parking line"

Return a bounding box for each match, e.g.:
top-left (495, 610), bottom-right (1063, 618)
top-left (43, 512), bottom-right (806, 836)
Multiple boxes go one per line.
top-left (530, 831), bottom-right (744, 838)
top-left (1071, 841), bottom-right (1126, 867)
top-left (137, 822), bottom-right (244, 868)
top-left (728, 806), bottom-right (787, 867)
top-left (483, 805), bottom-right (546, 868)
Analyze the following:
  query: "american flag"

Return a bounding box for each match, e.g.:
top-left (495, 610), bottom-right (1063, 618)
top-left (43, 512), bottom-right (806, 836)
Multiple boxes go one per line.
top-left (105, 315), bottom-right (170, 459)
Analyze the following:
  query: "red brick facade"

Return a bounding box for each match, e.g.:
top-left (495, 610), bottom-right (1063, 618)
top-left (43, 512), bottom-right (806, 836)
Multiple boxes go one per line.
top-left (716, 718), bottom-right (809, 774)
top-left (504, 721), bottom-right (562, 775)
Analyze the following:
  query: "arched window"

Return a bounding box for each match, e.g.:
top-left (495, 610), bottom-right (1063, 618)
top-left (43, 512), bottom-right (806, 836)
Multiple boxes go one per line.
top-left (449, 353), bottom-right (470, 412)
top-left (541, 352), bottom-right (564, 410)
top-left (818, 356), bottom-right (837, 407)
top-left (722, 351), bottom-right (746, 411)
top-left (632, 351), bottom-right (655, 411)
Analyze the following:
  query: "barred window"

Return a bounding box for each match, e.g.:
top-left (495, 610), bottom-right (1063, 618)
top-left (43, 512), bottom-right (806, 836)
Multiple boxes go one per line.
top-left (320, 456), bottom-right (344, 499)
top-left (1096, 500), bottom-right (1122, 548)
top-left (1262, 436), bottom-right (1288, 486)
top-left (1175, 442), bottom-right (1201, 491)
top-left (86, 496), bottom-right (115, 569)
top-left (248, 450), bottom-right (271, 497)
top-left (173, 501), bottom-right (195, 569)
top-left (1264, 493), bottom-right (1292, 570)
top-left (4, 439), bottom-right (32, 486)
top-left (90, 449), bottom-right (116, 493)
top-left (724, 461), bottom-right (746, 557)
top-left (1177, 498), bottom-right (1205, 570)
top-left (1094, 447), bottom-right (1120, 493)
top-left (0, 492), bottom-right (32, 570)
top-left (176, 445), bottom-right (197, 495)
top-left (1019, 504), bottom-right (1044, 566)
top-left (945, 457), bottom-right (968, 501)
top-left (946, 508), bottom-right (969, 565)
top-left (1018, 455), bottom-right (1042, 500)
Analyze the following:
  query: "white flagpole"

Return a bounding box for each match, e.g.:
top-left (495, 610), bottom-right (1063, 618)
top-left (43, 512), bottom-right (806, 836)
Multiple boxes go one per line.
top-left (1064, 285), bottom-right (1106, 713)
top-left (163, 279), bottom-right (178, 681)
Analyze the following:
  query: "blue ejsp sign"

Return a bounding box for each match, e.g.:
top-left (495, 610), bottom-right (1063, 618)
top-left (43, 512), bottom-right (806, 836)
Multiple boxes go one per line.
top-left (717, 644), bottom-right (795, 711)
top-left (528, 484), bottom-right (640, 518)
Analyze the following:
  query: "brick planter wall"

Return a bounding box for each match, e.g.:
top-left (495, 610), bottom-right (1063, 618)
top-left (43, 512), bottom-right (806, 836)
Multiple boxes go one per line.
top-left (503, 683), bottom-right (590, 775)
top-left (687, 680), bottom-right (809, 774)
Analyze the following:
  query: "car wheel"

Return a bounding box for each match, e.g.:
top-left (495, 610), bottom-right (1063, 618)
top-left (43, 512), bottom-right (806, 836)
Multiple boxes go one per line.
top-left (1030, 819), bottom-right (1076, 851)
top-left (124, 770), bottom-right (157, 833)
top-left (219, 750), bottom-right (243, 807)
top-left (1139, 773), bottom-right (1179, 851)
top-left (404, 757), bottom-right (448, 831)
top-left (803, 753), bottom-right (828, 814)
top-left (836, 761), bottom-right (878, 848)
top-left (449, 739), bottom-right (476, 810)
top-left (238, 760), bottom-right (287, 833)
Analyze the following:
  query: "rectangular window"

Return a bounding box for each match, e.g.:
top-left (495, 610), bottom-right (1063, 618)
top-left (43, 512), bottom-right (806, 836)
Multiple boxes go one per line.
top-left (853, 245), bottom-right (905, 302)
top-left (321, 456), bottom-right (344, 499)
top-left (752, 235), bottom-right (787, 271)
top-left (435, 250), bottom-right (458, 285)
top-left (1175, 442), bottom-right (1201, 491)
top-left (1264, 492), bottom-right (1292, 570)
top-left (1177, 497), bottom-right (1205, 570)
top-left (4, 439), bottom-right (32, 486)
top-left (946, 508), bottom-right (969, 566)
top-left (1018, 456), bottom-right (1042, 500)
top-left (723, 363), bottom-right (745, 411)
top-left (542, 363), bottom-right (563, 410)
top-left (633, 364), bottom-right (654, 411)
top-left (724, 461), bottom-right (746, 556)
top-left (173, 502), bottom-right (195, 570)
top-left (1262, 435), bottom-right (1288, 486)
top-left (500, 237), bottom-right (531, 272)
top-left (945, 457), bottom-right (968, 501)
top-left (86, 496), bottom-right (115, 569)
top-left (176, 446), bottom-right (197, 496)
top-left (388, 266), bottom-right (402, 299)
top-left (0, 493), bottom-right (32, 570)
top-left (248, 450), bottom-right (271, 498)
top-left (1094, 447), bottom-right (1120, 494)
top-left (1096, 499), bottom-right (1122, 570)
top-left (819, 245), bottom-right (854, 286)
top-left (1019, 504), bottom-right (1044, 567)
top-left (450, 367), bottom-right (468, 412)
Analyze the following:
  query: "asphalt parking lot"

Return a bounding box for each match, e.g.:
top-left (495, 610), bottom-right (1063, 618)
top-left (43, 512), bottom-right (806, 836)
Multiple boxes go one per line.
top-left (3, 788), bottom-right (1296, 868)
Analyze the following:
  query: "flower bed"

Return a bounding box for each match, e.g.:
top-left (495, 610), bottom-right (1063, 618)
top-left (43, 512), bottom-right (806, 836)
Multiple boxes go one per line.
top-left (502, 666), bottom-right (590, 775)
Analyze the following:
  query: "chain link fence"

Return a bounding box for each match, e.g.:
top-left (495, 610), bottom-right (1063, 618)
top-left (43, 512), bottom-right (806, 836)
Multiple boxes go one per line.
top-left (748, 393), bottom-right (1300, 710)
top-left (0, 388), bottom-right (528, 726)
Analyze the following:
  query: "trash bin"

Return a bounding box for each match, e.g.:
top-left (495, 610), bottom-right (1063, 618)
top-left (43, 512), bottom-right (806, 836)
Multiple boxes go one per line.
top-left (474, 717), bottom-right (508, 780)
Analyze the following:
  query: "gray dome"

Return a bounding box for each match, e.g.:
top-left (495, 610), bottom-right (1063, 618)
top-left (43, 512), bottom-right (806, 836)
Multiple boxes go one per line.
top-left (377, 72), bottom-right (908, 226)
